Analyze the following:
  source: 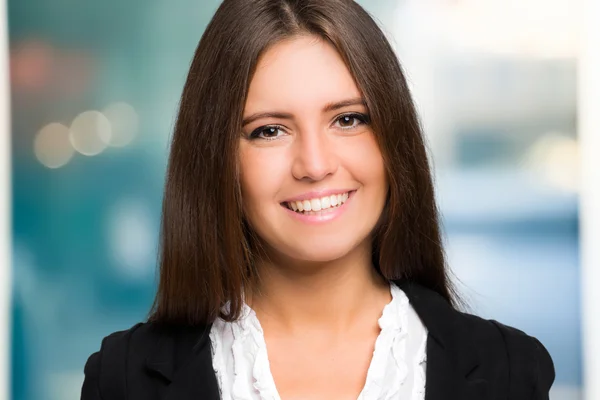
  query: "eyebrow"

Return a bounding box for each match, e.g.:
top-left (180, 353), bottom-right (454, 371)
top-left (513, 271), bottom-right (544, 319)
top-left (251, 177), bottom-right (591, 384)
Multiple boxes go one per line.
top-left (241, 97), bottom-right (367, 127)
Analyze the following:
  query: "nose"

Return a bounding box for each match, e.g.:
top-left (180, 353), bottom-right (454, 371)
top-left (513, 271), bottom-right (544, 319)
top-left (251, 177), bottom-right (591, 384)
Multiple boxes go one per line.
top-left (291, 129), bottom-right (339, 182)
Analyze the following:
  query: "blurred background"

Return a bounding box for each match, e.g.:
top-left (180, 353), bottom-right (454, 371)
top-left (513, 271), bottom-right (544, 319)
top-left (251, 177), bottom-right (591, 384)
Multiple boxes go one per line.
top-left (5, 0), bottom-right (589, 399)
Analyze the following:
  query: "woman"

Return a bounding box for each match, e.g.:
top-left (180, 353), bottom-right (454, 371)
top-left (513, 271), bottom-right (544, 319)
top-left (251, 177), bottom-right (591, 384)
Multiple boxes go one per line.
top-left (81, 0), bottom-right (555, 399)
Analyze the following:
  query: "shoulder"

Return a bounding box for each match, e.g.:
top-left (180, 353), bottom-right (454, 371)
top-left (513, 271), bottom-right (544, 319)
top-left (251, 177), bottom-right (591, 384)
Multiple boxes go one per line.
top-left (81, 322), bottom-right (211, 400)
top-left (81, 323), bottom-right (156, 399)
top-left (83, 322), bottom-right (159, 373)
top-left (454, 311), bottom-right (555, 398)
top-left (487, 318), bottom-right (555, 398)
top-left (81, 323), bottom-right (144, 399)
top-left (396, 280), bottom-right (555, 397)
top-left (449, 308), bottom-right (555, 398)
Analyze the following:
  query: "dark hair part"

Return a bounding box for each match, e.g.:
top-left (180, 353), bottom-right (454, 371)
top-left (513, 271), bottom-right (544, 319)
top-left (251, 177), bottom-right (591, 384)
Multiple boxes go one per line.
top-left (150, 0), bottom-right (458, 326)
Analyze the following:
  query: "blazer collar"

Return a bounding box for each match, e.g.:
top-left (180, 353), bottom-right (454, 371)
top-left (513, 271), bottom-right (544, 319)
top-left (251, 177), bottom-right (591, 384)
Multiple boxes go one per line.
top-left (147, 280), bottom-right (489, 400)
top-left (395, 280), bottom-right (489, 400)
top-left (145, 323), bottom-right (220, 399)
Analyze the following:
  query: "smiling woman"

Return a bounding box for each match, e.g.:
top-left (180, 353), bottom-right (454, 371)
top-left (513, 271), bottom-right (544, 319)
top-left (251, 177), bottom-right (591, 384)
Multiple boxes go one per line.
top-left (239, 37), bottom-right (388, 265)
top-left (81, 1), bottom-right (555, 399)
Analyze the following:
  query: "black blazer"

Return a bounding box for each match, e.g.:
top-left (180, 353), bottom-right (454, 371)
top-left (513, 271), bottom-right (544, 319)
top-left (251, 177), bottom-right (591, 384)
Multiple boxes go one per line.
top-left (81, 281), bottom-right (555, 400)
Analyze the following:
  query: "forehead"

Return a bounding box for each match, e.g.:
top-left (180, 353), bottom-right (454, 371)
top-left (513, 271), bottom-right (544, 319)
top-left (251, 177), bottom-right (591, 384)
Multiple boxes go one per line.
top-left (245, 36), bottom-right (362, 112)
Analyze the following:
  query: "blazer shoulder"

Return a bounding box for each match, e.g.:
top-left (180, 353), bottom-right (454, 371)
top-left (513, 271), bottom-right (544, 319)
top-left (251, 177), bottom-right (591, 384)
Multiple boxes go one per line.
top-left (81, 322), bottom-right (212, 400)
top-left (489, 319), bottom-right (555, 399)
top-left (448, 311), bottom-right (555, 399)
top-left (81, 322), bottom-right (147, 400)
top-left (398, 281), bottom-right (555, 398)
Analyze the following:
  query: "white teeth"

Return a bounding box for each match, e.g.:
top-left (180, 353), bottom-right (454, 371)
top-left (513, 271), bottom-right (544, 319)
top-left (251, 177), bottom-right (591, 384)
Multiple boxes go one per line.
top-left (287, 192), bottom-right (350, 213)
top-left (302, 200), bottom-right (312, 212)
top-left (311, 198), bottom-right (321, 211)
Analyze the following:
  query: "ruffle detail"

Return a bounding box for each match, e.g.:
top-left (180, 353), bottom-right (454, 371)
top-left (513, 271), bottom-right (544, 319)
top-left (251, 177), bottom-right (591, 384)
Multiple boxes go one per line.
top-left (210, 283), bottom-right (427, 400)
top-left (356, 284), bottom-right (410, 399)
top-left (209, 318), bottom-right (228, 399)
top-left (211, 304), bottom-right (281, 400)
top-left (411, 325), bottom-right (428, 400)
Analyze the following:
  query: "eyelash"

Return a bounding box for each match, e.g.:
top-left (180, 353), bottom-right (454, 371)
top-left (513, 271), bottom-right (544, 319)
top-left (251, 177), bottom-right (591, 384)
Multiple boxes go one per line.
top-left (248, 113), bottom-right (371, 141)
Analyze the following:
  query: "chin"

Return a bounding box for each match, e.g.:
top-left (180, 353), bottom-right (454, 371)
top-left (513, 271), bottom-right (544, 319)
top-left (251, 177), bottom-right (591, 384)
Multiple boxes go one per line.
top-left (278, 237), bottom-right (367, 264)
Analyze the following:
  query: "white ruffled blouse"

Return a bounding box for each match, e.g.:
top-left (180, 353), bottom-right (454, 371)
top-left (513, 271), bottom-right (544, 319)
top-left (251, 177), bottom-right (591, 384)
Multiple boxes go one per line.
top-left (209, 283), bottom-right (428, 400)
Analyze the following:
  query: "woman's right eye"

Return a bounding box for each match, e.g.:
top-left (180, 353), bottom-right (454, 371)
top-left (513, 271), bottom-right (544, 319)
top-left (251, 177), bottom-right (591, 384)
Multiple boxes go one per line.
top-left (249, 125), bottom-right (285, 141)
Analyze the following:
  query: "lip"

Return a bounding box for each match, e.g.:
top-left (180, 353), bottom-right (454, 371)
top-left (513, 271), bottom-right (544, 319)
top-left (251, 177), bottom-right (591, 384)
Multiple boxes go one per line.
top-left (282, 190), bottom-right (356, 224)
top-left (280, 188), bottom-right (356, 203)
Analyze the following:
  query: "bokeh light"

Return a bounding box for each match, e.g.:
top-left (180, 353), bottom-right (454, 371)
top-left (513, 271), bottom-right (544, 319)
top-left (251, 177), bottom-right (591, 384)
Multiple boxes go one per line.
top-left (107, 199), bottom-right (155, 280)
top-left (33, 123), bottom-right (74, 169)
top-left (10, 40), bottom-right (54, 91)
top-left (525, 133), bottom-right (580, 192)
top-left (69, 110), bottom-right (112, 156)
top-left (102, 102), bottom-right (139, 147)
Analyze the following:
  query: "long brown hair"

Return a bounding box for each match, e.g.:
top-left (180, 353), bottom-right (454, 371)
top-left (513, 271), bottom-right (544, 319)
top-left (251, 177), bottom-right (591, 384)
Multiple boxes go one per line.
top-left (149, 0), bottom-right (458, 326)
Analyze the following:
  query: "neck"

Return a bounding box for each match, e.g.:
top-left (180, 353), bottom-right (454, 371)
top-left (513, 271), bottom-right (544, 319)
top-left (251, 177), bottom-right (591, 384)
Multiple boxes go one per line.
top-left (247, 240), bottom-right (391, 335)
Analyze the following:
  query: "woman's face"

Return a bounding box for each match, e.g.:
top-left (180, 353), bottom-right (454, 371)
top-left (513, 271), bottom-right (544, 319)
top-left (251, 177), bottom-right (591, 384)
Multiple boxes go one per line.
top-left (239, 35), bottom-right (388, 264)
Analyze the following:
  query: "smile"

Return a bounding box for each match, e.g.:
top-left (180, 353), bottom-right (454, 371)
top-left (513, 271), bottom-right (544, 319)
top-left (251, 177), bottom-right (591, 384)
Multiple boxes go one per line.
top-left (284, 191), bottom-right (350, 214)
top-left (281, 190), bottom-right (355, 224)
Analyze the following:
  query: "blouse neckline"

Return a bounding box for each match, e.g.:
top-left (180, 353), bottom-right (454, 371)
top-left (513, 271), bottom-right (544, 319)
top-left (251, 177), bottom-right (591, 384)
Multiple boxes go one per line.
top-left (210, 283), bottom-right (428, 400)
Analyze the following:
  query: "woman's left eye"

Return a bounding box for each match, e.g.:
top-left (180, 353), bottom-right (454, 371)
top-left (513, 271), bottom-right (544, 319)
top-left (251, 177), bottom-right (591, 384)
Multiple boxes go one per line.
top-left (334, 113), bottom-right (370, 129)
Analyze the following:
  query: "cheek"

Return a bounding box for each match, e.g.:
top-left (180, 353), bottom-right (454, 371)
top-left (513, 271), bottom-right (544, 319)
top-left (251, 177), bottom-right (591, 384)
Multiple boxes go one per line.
top-left (239, 146), bottom-right (285, 214)
top-left (345, 134), bottom-right (387, 190)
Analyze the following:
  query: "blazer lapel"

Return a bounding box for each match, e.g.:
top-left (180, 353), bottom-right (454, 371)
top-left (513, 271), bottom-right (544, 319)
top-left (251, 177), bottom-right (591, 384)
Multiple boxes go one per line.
top-left (425, 335), bottom-right (489, 400)
top-left (147, 281), bottom-right (490, 400)
top-left (396, 280), bottom-right (489, 400)
top-left (145, 324), bottom-right (220, 400)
